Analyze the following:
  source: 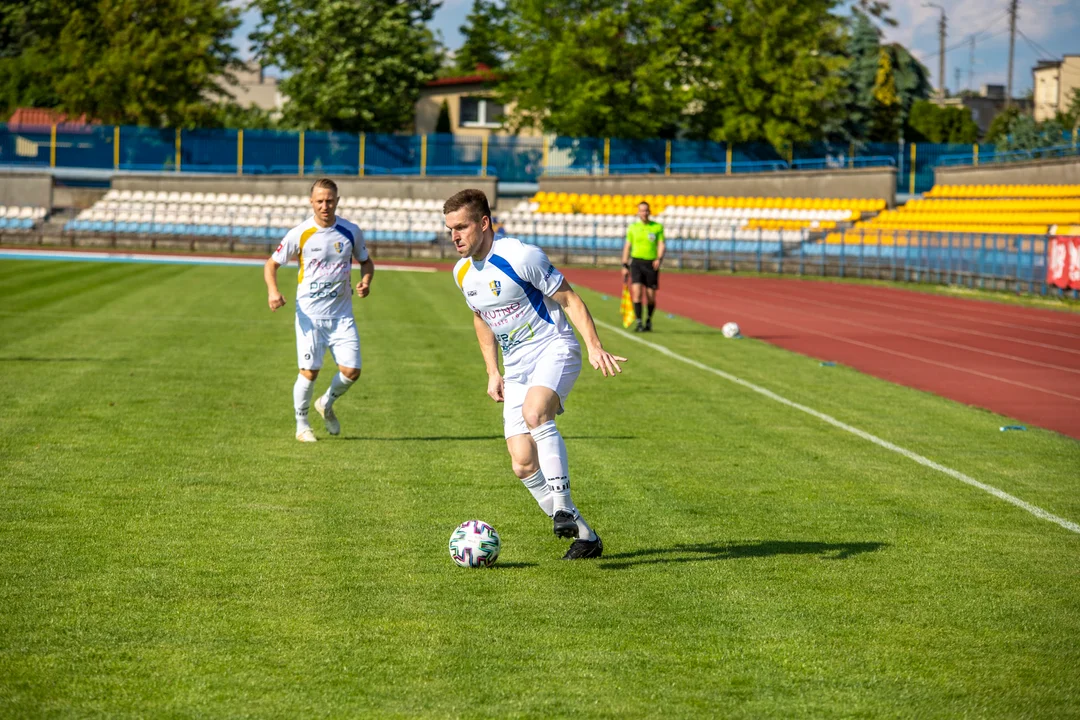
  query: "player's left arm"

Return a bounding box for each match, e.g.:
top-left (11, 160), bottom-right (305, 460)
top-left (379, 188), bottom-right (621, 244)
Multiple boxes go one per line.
top-left (653, 226), bottom-right (665, 271)
top-left (353, 231), bottom-right (374, 298)
top-left (551, 280), bottom-right (626, 377)
top-left (356, 258), bottom-right (374, 298)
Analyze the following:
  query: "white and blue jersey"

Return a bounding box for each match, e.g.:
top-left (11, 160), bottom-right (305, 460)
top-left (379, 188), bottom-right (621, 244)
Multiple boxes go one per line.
top-left (272, 216), bottom-right (368, 320)
top-left (453, 237), bottom-right (579, 373)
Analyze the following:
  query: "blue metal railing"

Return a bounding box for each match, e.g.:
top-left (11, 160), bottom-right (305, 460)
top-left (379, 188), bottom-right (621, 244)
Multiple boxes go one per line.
top-left (2, 122), bottom-right (1077, 191)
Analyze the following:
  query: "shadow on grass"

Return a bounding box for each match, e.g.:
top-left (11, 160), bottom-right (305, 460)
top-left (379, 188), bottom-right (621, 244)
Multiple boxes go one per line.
top-left (599, 540), bottom-right (886, 570)
top-left (337, 435), bottom-right (638, 442)
top-left (493, 562), bottom-right (538, 569)
top-left (0, 356), bottom-right (123, 362)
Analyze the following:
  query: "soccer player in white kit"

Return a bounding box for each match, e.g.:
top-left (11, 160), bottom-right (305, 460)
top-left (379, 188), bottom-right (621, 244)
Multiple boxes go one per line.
top-left (444, 189), bottom-right (626, 559)
top-left (263, 178), bottom-right (375, 442)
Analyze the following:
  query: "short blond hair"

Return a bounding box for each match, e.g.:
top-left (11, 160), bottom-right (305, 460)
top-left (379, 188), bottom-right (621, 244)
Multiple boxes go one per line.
top-left (309, 178), bottom-right (338, 197)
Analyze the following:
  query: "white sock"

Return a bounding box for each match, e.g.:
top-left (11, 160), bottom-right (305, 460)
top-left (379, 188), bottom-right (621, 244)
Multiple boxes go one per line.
top-left (321, 372), bottom-right (355, 409)
top-left (520, 468), bottom-right (554, 517)
top-left (293, 374), bottom-right (316, 430)
top-left (529, 421), bottom-right (596, 540)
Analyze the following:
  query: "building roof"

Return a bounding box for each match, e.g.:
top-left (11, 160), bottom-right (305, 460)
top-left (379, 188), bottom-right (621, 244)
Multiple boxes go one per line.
top-left (6, 107), bottom-right (98, 129)
top-left (426, 64), bottom-right (500, 88)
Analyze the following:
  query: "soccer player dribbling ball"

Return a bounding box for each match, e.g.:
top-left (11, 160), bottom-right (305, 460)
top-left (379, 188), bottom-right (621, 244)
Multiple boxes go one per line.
top-left (263, 178), bottom-right (375, 442)
top-left (445, 189), bottom-right (626, 559)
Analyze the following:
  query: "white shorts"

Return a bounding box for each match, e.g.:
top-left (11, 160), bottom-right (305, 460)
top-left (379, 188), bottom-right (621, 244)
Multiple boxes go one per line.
top-left (502, 341), bottom-right (582, 439)
top-left (295, 313), bottom-right (361, 370)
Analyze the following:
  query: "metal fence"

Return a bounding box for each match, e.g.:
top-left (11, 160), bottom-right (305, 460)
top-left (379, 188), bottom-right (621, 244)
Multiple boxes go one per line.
top-left (6, 123), bottom-right (1076, 192)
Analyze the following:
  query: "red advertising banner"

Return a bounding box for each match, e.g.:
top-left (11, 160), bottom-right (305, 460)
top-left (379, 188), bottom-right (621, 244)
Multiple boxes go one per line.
top-left (1047, 236), bottom-right (1080, 290)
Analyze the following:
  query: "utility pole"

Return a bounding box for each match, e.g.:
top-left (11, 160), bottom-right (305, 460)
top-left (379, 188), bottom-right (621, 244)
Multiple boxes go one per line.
top-left (955, 67), bottom-right (963, 95)
top-left (924, 3), bottom-right (947, 101)
top-left (1006, 0), bottom-right (1019, 106)
top-left (968, 36), bottom-right (976, 92)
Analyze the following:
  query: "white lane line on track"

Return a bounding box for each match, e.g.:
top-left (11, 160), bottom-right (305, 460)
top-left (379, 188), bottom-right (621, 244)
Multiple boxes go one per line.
top-left (801, 284), bottom-right (1080, 339)
top-left (597, 319), bottom-right (1080, 536)
top-left (664, 288), bottom-right (1080, 402)
top-left (0, 249), bottom-right (438, 272)
top-left (684, 283), bottom-right (1080, 373)
top-left (705, 282), bottom-right (1080, 356)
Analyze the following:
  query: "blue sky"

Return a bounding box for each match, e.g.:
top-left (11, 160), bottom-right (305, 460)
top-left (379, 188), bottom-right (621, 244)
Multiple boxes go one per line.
top-left (238, 0), bottom-right (1079, 95)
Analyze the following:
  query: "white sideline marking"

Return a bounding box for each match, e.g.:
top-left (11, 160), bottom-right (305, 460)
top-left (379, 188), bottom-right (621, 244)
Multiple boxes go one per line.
top-left (596, 320), bottom-right (1080, 536)
top-left (0, 249), bottom-right (438, 272)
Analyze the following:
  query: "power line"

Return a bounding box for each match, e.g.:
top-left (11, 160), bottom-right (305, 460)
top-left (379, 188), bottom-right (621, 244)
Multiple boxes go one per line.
top-left (1016, 28), bottom-right (1054, 59)
top-left (920, 11), bottom-right (1009, 59)
top-left (922, 26), bottom-right (1009, 60)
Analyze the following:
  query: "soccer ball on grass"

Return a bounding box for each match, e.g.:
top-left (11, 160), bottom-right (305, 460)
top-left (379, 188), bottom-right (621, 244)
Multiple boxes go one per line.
top-left (722, 321), bottom-right (741, 339)
top-left (449, 520), bottom-right (501, 568)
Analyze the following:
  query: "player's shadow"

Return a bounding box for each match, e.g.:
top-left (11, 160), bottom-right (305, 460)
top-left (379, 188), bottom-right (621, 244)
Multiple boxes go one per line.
top-left (493, 562), bottom-right (538, 569)
top-left (598, 540), bottom-right (886, 570)
top-left (338, 435), bottom-right (637, 442)
top-left (339, 435), bottom-right (504, 442)
top-left (0, 356), bottom-right (122, 362)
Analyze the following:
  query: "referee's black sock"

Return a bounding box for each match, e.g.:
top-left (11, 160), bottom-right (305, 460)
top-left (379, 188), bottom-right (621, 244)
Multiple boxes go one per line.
top-left (647, 303), bottom-right (655, 320)
top-left (632, 302), bottom-right (642, 322)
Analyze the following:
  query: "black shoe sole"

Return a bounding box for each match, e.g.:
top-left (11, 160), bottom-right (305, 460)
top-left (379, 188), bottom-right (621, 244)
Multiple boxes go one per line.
top-left (563, 536), bottom-right (603, 560)
top-left (553, 511), bottom-right (577, 539)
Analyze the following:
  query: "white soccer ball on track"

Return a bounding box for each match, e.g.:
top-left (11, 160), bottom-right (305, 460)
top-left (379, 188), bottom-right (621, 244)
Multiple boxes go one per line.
top-left (722, 321), bottom-right (741, 339)
top-left (449, 520), bottom-right (501, 568)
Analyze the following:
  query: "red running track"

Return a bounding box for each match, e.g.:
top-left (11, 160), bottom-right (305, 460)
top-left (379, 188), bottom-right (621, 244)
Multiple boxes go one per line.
top-left (562, 269), bottom-right (1080, 440)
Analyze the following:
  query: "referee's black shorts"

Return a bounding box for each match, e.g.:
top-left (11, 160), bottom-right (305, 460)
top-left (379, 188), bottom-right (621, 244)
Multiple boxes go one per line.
top-left (629, 258), bottom-right (659, 289)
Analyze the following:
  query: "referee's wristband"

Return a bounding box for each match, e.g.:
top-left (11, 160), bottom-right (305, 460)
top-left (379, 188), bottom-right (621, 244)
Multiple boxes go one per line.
top-left (622, 263), bottom-right (630, 269)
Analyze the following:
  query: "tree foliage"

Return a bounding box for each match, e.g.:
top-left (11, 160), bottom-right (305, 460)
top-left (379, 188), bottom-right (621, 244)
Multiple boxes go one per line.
top-left (250, 0), bottom-right (441, 132)
top-left (869, 49), bottom-right (900, 141)
top-left (907, 100), bottom-right (979, 143)
top-left (455, 0), bottom-right (505, 74)
top-left (830, 9), bottom-right (879, 142)
top-left (496, 0), bottom-right (850, 148)
top-left (435, 99), bottom-right (452, 133)
top-left (0, 0), bottom-right (241, 126)
top-left (1055, 88), bottom-right (1080, 135)
top-left (681, 0), bottom-right (849, 148)
top-left (492, 0), bottom-right (686, 139)
top-left (884, 43), bottom-right (932, 137)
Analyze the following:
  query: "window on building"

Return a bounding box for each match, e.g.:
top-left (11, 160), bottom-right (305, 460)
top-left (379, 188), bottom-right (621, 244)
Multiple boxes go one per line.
top-left (459, 97), bottom-right (504, 128)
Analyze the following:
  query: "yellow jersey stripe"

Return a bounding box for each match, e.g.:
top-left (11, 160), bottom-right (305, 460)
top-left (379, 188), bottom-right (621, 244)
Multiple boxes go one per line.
top-left (296, 226), bottom-right (318, 284)
top-left (455, 260), bottom-right (472, 289)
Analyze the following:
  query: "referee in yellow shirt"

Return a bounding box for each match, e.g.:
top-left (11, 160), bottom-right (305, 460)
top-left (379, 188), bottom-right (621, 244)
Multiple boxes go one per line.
top-left (620, 201), bottom-right (665, 332)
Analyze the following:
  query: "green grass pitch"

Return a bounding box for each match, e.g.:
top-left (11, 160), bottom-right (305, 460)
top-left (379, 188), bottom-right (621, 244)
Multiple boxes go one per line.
top-left (1, 259), bottom-right (1078, 718)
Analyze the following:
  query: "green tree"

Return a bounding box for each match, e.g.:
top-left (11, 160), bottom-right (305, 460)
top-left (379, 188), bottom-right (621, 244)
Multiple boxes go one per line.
top-left (435, 99), bottom-right (452, 133)
top-left (682, 0), bottom-right (849, 148)
top-left (1055, 88), bottom-right (1080, 136)
top-left (251, 0), bottom-right (441, 132)
top-left (868, 48), bottom-right (900, 141)
top-left (885, 43), bottom-right (932, 136)
top-left (494, 0), bottom-right (686, 139)
top-left (985, 105), bottom-right (1021, 145)
top-left (906, 100), bottom-right (979, 143)
top-left (830, 8), bottom-right (880, 143)
top-left (455, 0), bottom-right (505, 74)
top-left (0, 0), bottom-right (240, 125)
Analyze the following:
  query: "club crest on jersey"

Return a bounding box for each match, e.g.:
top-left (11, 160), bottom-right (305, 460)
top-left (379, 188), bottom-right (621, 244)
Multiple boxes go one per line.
top-left (334, 241), bottom-right (343, 253)
top-left (489, 280), bottom-right (502, 297)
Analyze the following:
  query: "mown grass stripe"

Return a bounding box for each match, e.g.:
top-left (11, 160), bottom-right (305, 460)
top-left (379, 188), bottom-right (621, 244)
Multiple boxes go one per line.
top-left (597, 319), bottom-right (1080, 536)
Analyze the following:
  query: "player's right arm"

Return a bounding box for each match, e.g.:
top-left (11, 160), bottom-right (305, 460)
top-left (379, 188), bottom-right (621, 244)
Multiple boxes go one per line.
top-left (265, 233), bottom-right (298, 311)
top-left (473, 312), bottom-right (504, 403)
top-left (264, 258), bottom-right (286, 311)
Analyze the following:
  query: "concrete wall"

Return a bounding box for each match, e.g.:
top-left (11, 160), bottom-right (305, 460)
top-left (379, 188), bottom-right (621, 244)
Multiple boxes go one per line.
top-left (538, 166), bottom-right (897, 205)
top-left (111, 174), bottom-right (500, 206)
top-left (0, 171), bottom-right (53, 209)
top-left (53, 186), bottom-right (109, 211)
top-left (934, 156), bottom-right (1080, 186)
